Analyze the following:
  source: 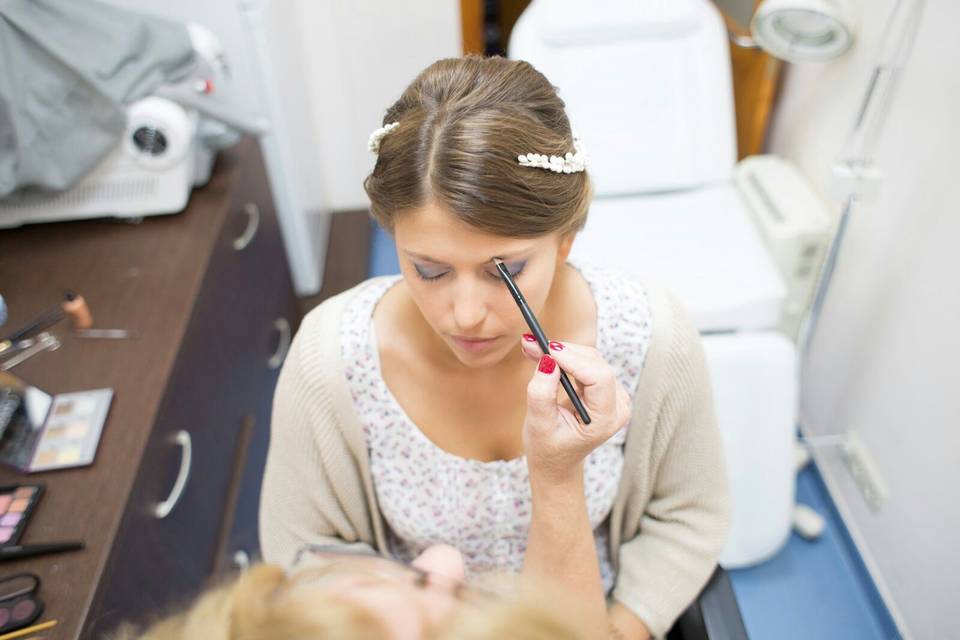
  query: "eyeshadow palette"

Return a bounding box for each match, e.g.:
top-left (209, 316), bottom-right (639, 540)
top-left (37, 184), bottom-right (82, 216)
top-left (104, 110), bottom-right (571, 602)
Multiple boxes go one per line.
top-left (0, 375), bottom-right (112, 473)
top-left (0, 485), bottom-right (43, 547)
top-left (0, 573), bottom-right (44, 634)
top-left (28, 390), bottom-right (112, 472)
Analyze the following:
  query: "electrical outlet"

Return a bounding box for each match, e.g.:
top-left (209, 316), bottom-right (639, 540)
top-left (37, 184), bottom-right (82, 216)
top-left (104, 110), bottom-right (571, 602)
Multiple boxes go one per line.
top-left (840, 433), bottom-right (888, 511)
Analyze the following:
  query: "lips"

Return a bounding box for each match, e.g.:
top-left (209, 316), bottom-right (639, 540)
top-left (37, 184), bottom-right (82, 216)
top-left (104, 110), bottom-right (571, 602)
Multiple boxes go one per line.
top-left (449, 335), bottom-right (500, 353)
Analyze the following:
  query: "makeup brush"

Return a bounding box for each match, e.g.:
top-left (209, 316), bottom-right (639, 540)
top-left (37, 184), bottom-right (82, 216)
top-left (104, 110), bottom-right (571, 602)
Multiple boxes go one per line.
top-left (0, 291), bottom-right (92, 355)
top-left (492, 258), bottom-right (591, 424)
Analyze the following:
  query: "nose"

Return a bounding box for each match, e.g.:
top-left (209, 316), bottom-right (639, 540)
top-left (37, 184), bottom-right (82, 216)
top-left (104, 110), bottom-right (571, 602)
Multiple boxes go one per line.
top-left (451, 278), bottom-right (487, 331)
top-left (412, 544), bottom-right (466, 582)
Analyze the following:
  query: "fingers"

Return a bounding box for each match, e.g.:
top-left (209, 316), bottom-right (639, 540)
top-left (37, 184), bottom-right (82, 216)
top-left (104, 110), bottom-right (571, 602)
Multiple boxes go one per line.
top-left (411, 545), bottom-right (466, 582)
top-left (519, 333), bottom-right (543, 359)
top-left (528, 339), bottom-right (617, 412)
top-left (525, 353), bottom-right (561, 428)
top-left (519, 335), bottom-right (631, 430)
top-left (520, 337), bottom-right (608, 385)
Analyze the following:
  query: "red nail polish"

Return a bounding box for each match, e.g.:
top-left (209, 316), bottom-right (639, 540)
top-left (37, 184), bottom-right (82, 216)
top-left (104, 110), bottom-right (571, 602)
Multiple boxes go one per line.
top-left (522, 333), bottom-right (537, 342)
top-left (548, 340), bottom-right (564, 351)
top-left (538, 354), bottom-right (556, 374)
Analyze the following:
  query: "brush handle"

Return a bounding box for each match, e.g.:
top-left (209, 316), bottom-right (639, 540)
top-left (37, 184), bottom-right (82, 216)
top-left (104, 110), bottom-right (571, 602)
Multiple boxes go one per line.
top-left (494, 261), bottom-right (592, 424)
top-left (3, 307), bottom-right (64, 344)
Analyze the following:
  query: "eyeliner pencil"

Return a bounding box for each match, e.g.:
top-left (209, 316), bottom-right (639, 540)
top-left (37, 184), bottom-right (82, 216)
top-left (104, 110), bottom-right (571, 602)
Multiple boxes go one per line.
top-left (493, 259), bottom-right (591, 424)
top-left (0, 541), bottom-right (84, 562)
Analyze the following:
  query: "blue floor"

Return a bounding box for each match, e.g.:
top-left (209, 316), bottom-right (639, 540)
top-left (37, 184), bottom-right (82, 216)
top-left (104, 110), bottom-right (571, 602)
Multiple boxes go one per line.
top-left (728, 466), bottom-right (899, 640)
top-left (368, 225), bottom-right (899, 639)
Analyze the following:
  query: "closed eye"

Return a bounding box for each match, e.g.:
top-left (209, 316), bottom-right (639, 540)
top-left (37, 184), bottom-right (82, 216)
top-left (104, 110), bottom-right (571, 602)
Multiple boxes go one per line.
top-left (413, 261), bottom-right (526, 282)
top-left (413, 264), bottom-right (450, 281)
top-left (488, 261), bottom-right (526, 281)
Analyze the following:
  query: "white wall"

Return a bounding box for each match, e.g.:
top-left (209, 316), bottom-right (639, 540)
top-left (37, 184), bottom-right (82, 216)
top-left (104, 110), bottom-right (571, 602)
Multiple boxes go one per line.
top-left (115, 0), bottom-right (329, 293)
top-left (113, 0), bottom-right (460, 291)
top-left (767, 1), bottom-right (960, 636)
top-left (290, 1), bottom-right (462, 211)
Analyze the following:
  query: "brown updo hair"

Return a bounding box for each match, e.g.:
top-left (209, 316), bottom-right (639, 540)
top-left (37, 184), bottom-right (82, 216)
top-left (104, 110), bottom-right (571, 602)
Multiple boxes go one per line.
top-left (363, 55), bottom-right (591, 238)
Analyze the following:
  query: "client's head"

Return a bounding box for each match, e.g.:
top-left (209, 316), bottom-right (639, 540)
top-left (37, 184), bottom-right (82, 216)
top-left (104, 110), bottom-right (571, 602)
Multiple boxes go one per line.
top-left (363, 56), bottom-right (591, 369)
top-left (111, 544), bottom-right (583, 640)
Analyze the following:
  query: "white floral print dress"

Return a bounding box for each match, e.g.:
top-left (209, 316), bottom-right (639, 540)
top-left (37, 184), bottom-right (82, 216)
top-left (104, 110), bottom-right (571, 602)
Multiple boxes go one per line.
top-left (341, 263), bottom-right (651, 592)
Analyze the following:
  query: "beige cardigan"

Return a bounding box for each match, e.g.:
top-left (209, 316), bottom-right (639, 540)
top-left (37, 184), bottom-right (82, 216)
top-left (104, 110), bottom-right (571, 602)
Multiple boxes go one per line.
top-left (259, 277), bottom-right (730, 637)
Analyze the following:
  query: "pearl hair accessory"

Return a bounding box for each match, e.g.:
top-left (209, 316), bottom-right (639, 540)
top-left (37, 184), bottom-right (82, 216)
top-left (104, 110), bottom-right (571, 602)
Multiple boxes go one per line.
top-left (368, 122), bottom-right (399, 154)
top-left (517, 137), bottom-right (586, 174)
top-left (367, 121), bottom-right (587, 175)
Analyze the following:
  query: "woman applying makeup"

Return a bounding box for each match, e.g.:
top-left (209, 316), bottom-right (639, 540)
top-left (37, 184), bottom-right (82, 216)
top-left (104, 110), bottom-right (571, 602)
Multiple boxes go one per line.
top-left (260, 56), bottom-right (730, 639)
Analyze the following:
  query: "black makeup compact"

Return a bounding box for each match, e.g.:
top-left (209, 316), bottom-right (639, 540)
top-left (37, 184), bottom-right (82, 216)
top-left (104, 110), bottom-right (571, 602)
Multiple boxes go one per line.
top-left (0, 573), bottom-right (43, 633)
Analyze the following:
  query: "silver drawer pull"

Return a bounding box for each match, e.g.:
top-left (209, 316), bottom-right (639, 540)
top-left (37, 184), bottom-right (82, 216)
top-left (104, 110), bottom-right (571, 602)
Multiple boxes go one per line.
top-left (232, 202), bottom-right (261, 251)
top-left (154, 430), bottom-right (192, 519)
top-left (233, 550), bottom-right (251, 571)
top-left (267, 317), bottom-right (291, 370)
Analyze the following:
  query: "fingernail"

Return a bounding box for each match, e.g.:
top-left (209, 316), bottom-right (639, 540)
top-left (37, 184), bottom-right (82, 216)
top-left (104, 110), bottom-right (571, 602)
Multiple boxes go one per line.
top-left (548, 340), bottom-right (564, 351)
top-left (522, 333), bottom-right (537, 342)
top-left (538, 354), bottom-right (556, 374)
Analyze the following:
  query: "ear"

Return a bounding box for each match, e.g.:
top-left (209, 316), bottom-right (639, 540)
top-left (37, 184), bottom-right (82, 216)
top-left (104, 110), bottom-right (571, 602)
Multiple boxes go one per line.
top-left (556, 232), bottom-right (576, 265)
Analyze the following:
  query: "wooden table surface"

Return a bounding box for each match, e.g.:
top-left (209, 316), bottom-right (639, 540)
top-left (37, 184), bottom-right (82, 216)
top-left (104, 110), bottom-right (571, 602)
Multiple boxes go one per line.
top-left (0, 146), bottom-right (244, 639)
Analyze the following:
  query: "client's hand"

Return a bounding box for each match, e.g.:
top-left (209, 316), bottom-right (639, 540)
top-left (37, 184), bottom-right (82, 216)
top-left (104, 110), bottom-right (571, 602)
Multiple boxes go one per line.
top-left (520, 336), bottom-right (631, 483)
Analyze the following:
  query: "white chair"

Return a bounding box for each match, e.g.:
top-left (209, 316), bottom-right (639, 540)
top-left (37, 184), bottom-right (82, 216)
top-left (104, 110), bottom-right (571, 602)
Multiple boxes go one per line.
top-left (510, 0), bottom-right (828, 567)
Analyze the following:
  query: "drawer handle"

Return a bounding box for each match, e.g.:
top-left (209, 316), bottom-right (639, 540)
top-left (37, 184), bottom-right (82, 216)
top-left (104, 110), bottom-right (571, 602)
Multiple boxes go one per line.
top-left (232, 202), bottom-right (261, 251)
top-left (154, 430), bottom-right (192, 519)
top-left (233, 550), bottom-right (251, 571)
top-left (267, 317), bottom-right (291, 370)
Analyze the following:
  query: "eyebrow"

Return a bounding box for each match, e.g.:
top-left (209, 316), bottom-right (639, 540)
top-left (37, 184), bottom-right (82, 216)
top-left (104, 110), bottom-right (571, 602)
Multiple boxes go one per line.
top-left (403, 250), bottom-right (529, 265)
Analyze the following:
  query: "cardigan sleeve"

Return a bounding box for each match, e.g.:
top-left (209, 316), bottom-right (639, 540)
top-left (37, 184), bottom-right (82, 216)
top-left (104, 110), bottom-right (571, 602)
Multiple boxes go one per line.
top-left (612, 293), bottom-right (731, 637)
top-left (259, 308), bottom-right (376, 569)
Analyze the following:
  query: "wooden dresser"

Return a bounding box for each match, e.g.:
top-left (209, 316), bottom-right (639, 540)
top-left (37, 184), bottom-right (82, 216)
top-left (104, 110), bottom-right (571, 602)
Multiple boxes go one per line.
top-left (0, 138), bottom-right (299, 638)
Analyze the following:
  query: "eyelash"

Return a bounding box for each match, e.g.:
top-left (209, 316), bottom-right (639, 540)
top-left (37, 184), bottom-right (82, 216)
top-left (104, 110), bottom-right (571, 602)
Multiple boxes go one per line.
top-left (413, 264), bottom-right (525, 282)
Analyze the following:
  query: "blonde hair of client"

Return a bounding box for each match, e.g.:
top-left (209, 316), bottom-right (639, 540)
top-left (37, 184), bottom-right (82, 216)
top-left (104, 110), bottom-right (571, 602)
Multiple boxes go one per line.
top-left (109, 561), bottom-right (585, 640)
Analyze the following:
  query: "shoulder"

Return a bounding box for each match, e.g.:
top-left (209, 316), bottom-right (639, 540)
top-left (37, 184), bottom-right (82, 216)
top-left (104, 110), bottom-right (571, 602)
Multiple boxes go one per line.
top-left (296, 277), bottom-right (398, 349)
top-left (643, 284), bottom-right (703, 370)
top-left (272, 279), bottom-right (396, 455)
top-left (577, 262), bottom-right (653, 392)
top-left (282, 277), bottom-right (397, 389)
top-left (578, 262), bottom-right (652, 334)
top-left (629, 283), bottom-right (711, 445)
top-left (300, 276), bottom-right (400, 332)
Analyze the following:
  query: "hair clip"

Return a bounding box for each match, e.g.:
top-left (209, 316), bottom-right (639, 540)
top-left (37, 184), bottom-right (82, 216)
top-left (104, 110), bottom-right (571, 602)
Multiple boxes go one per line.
top-left (517, 137), bottom-right (586, 174)
top-left (368, 122), bottom-right (400, 154)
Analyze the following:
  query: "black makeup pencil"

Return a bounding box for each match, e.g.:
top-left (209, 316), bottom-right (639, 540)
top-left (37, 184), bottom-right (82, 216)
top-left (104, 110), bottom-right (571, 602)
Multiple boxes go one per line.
top-left (492, 258), bottom-right (591, 424)
top-left (0, 541), bottom-right (84, 562)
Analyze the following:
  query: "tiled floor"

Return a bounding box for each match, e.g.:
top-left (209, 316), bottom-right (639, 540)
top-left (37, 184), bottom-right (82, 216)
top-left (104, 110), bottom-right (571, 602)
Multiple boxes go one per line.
top-left (368, 224), bottom-right (899, 639)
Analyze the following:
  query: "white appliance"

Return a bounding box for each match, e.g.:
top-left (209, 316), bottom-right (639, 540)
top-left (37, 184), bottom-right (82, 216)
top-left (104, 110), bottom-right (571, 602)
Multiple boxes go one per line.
top-left (0, 97), bottom-right (201, 226)
top-left (735, 155), bottom-right (833, 338)
top-left (4, 1), bottom-right (328, 295)
top-left (0, 23), bottom-right (266, 229)
top-left (511, 0), bottom-right (833, 567)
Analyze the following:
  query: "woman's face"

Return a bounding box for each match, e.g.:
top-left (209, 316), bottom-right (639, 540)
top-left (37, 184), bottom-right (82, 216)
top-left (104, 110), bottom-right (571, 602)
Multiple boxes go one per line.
top-left (393, 201), bottom-right (573, 369)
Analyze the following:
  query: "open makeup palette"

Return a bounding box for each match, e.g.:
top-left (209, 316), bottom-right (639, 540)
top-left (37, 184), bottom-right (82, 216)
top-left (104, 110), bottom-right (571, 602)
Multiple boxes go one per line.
top-left (0, 485), bottom-right (43, 547)
top-left (0, 373), bottom-right (112, 473)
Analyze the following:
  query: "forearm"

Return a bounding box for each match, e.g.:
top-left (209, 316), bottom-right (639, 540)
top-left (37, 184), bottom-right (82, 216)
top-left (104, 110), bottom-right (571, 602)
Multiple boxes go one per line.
top-left (523, 465), bottom-right (607, 639)
top-left (609, 602), bottom-right (651, 640)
